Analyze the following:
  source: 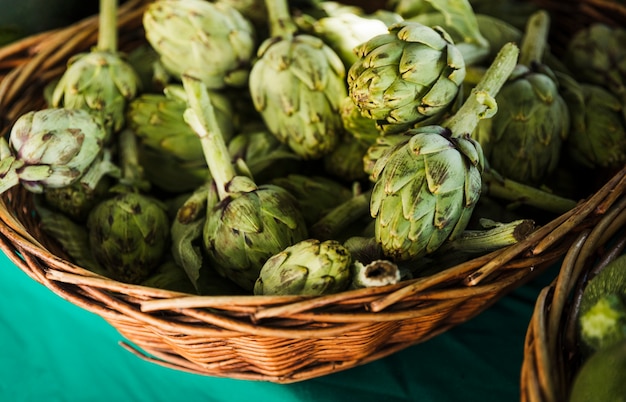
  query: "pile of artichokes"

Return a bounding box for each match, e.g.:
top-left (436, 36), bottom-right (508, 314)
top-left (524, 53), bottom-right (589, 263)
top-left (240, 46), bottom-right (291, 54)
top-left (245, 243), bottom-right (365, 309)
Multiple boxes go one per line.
top-left (2, 0), bottom-right (624, 297)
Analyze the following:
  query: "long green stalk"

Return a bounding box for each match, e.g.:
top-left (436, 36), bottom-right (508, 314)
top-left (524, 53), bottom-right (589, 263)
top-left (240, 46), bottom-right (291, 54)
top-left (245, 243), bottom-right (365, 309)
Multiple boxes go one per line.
top-left (97, 0), bottom-right (118, 52)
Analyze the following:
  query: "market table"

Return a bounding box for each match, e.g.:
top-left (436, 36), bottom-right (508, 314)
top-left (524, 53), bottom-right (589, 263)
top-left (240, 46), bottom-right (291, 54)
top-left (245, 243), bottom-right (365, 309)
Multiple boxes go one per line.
top-left (0, 249), bottom-right (556, 401)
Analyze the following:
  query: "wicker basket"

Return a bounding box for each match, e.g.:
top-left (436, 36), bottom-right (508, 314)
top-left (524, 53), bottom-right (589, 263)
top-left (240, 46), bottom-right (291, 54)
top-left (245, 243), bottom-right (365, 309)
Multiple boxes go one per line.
top-left (520, 188), bottom-right (626, 402)
top-left (1, 0), bottom-right (625, 384)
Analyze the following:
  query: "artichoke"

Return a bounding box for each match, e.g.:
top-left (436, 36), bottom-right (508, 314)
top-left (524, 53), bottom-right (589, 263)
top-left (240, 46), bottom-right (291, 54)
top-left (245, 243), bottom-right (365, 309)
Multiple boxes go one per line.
top-left (473, 11), bottom-right (569, 185)
top-left (43, 173), bottom-right (112, 223)
top-left (565, 23), bottom-right (626, 120)
top-left (0, 108), bottom-right (107, 195)
top-left (347, 20), bottom-right (466, 134)
top-left (183, 75), bottom-right (308, 291)
top-left (566, 84), bottom-right (626, 170)
top-left (87, 129), bottom-right (170, 283)
top-left (253, 238), bottom-right (352, 296)
top-left (248, 0), bottom-right (347, 159)
top-left (323, 135), bottom-right (371, 182)
top-left (87, 190), bottom-right (170, 283)
top-left (143, 0), bottom-right (256, 89)
top-left (370, 43), bottom-right (519, 261)
top-left (51, 0), bottom-right (141, 140)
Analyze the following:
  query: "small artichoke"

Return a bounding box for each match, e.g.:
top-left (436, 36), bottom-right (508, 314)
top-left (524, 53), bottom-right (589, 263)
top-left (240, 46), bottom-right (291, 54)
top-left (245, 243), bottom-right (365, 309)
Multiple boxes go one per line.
top-left (51, 0), bottom-right (140, 140)
top-left (254, 238), bottom-right (352, 296)
top-left (347, 20), bottom-right (466, 134)
top-left (0, 108), bottom-right (106, 195)
top-left (565, 23), bottom-right (626, 118)
top-left (339, 95), bottom-right (382, 145)
top-left (473, 11), bottom-right (569, 185)
top-left (249, 0), bottom-right (347, 159)
top-left (87, 191), bottom-right (170, 283)
top-left (566, 84), bottom-right (626, 170)
top-left (143, 0), bottom-right (256, 89)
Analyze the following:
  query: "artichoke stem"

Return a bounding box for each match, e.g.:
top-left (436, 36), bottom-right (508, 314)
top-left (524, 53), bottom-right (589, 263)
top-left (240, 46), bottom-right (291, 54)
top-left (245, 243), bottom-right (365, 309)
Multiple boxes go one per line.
top-left (182, 74), bottom-right (236, 200)
top-left (264, 0), bottom-right (298, 38)
top-left (519, 10), bottom-right (550, 67)
top-left (310, 189), bottom-right (372, 241)
top-left (444, 42), bottom-right (519, 138)
top-left (482, 168), bottom-right (578, 214)
top-left (437, 218), bottom-right (535, 254)
top-left (118, 129), bottom-right (146, 190)
top-left (97, 0), bottom-right (118, 53)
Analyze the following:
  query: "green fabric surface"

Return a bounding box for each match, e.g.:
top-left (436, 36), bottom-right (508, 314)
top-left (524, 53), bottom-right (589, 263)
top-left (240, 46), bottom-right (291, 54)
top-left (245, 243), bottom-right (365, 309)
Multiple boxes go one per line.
top-left (0, 250), bottom-right (557, 401)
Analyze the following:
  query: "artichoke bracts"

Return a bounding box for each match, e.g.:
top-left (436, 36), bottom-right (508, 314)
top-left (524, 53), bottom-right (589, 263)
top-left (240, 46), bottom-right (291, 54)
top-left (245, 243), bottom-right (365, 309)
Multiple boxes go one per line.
top-left (254, 239), bottom-right (352, 296)
top-left (51, 0), bottom-right (141, 140)
top-left (86, 129), bottom-right (170, 284)
top-left (370, 43), bottom-right (519, 261)
top-left (565, 23), bottom-right (626, 121)
top-left (0, 108), bottom-right (107, 195)
top-left (248, 0), bottom-right (347, 159)
top-left (347, 19), bottom-right (466, 134)
top-left (473, 11), bottom-right (569, 186)
top-left (183, 75), bottom-right (308, 291)
top-left (143, 0), bottom-right (256, 89)
top-left (566, 84), bottom-right (626, 170)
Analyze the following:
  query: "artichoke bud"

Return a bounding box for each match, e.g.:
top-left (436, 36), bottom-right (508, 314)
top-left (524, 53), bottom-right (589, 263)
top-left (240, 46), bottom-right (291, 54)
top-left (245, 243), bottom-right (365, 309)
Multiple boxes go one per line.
top-left (370, 127), bottom-right (483, 261)
top-left (339, 96), bottom-right (382, 144)
top-left (323, 135), bottom-right (370, 182)
top-left (51, 50), bottom-right (141, 140)
top-left (87, 191), bottom-right (170, 284)
top-left (567, 84), bottom-right (626, 170)
top-left (143, 0), bottom-right (256, 89)
top-left (348, 20), bottom-right (466, 134)
top-left (0, 108), bottom-right (106, 195)
top-left (474, 64), bottom-right (569, 185)
top-left (253, 238), bottom-right (352, 296)
top-left (44, 174), bottom-right (112, 223)
top-left (204, 184), bottom-right (308, 291)
top-left (249, 33), bottom-right (347, 159)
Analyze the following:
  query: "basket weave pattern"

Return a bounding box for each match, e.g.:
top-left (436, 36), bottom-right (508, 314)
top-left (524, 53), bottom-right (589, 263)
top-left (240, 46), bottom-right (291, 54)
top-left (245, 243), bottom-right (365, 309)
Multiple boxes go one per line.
top-left (0, 0), bottom-right (625, 383)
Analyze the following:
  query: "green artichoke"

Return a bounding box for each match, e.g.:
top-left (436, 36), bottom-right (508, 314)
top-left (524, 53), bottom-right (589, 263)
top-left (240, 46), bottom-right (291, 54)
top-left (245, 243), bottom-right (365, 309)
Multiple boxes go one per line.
top-left (253, 238), bottom-right (352, 296)
top-left (565, 23), bottom-right (626, 119)
top-left (473, 11), bottom-right (569, 186)
top-left (143, 0), bottom-right (256, 89)
top-left (183, 74), bottom-right (308, 291)
top-left (0, 108), bottom-right (107, 195)
top-left (43, 174), bottom-right (112, 223)
top-left (347, 20), bottom-right (466, 134)
top-left (370, 43), bottom-right (518, 261)
top-left (248, 0), bottom-right (347, 159)
top-left (566, 84), bottom-right (626, 170)
top-left (87, 190), bottom-right (170, 283)
top-left (87, 129), bottom-right (170, 283)
top-left (51, 0), bottom-right (141, 140)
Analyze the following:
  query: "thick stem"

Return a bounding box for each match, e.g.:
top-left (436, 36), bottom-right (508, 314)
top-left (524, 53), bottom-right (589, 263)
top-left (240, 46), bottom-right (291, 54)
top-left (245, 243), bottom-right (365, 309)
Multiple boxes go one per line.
top-left (483, 168), bottom-right (578, 214)
top-left (264, 0), bottom-right (297, 38)
top-left (519, 10), bottom-right (550, 67)
top-left (182, 74), bottom-right (236, 201)
top-left (444, 42), bottom-right (519, 137)
top-left (437, 218), bottom-right (535, 254)
top-left (97, 0), bottom-right (118, 53)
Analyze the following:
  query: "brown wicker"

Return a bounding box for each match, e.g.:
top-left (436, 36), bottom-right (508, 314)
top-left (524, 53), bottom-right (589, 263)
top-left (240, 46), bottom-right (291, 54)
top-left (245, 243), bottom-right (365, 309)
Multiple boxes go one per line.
top-left (520, 187), bottom-right (626, 402)
top-left (1, 0), bottom-right (625, 384)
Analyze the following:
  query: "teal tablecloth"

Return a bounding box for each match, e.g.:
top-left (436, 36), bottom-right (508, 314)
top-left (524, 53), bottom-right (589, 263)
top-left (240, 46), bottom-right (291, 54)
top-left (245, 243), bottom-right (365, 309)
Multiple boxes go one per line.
top-left (0, 249), bottom-right (556, 402)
